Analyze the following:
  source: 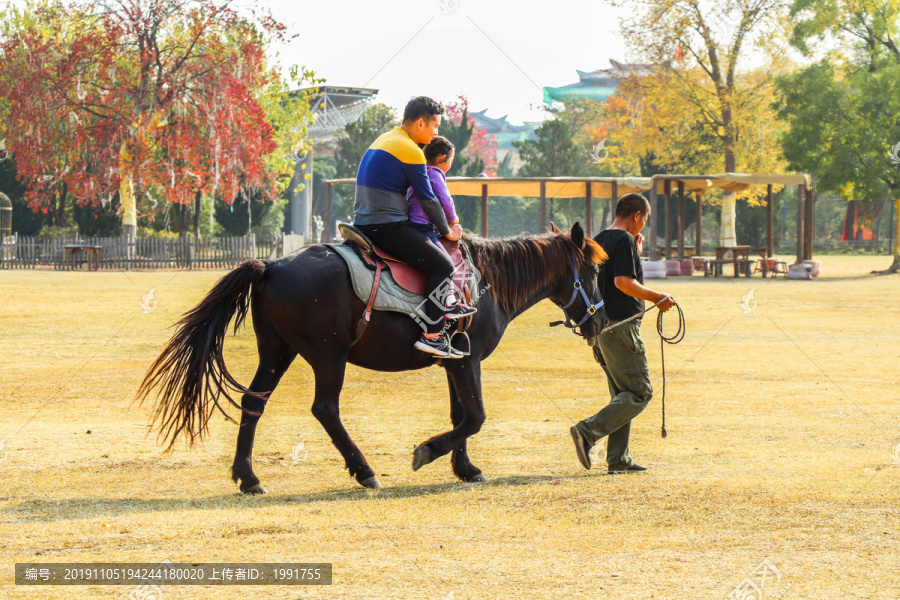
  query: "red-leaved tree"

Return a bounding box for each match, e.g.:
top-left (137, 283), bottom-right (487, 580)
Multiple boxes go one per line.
top-left (0, 0), bottom-right (316, 236)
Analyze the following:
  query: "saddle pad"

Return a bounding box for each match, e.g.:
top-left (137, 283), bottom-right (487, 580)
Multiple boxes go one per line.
top-left (327, 243), bottom-right (483, 317)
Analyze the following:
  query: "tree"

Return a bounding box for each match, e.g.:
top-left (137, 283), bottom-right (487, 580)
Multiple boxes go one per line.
top-left (512, 108), bottom-right (613, 228)
top-left (441, 95), bottom-right (497, 178)
top-left (334, 103), bottom-right (398, 180)
top-left (515, 117), bottom-right (594, 178)
top-left (328, 103), bottom-right (398, 229)
top-left (775, 0), bottom-right (900, 271)
top-left (607, 0), bottom-right (793, 245)
top-left (0, 0), bottom-right (317, 239)
top-left (440, 95), bottom-right (498, 232)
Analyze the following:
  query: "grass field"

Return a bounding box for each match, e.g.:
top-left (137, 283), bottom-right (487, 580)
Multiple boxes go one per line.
top-left (1, 254), bottom-right (898, 599)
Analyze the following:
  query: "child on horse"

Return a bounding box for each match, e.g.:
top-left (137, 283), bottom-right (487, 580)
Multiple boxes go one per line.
top-left (405, 135), bottom-right (476, 312)
top-left (352, 96), bottom-right (475, 357)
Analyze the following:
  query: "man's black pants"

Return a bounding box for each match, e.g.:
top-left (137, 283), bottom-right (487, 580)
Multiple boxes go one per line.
top-left (356, 221), bottom-right (455, 334)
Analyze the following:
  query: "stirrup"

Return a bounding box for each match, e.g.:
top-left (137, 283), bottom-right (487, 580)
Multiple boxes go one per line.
top-left (448, 330), bottom-right (471, 356)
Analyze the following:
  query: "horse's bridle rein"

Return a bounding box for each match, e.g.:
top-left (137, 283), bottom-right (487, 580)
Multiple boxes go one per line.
top-left (549, 252), bottom-right (605, 336)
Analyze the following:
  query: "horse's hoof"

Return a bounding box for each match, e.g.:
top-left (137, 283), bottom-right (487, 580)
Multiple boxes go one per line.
top-left (360, 476), bottom-right (383, 489)
top-left (412, 445), bottom-right (433, 471)
top-left (468, 473), bottom-right (488, 483)
top-left (241, 483), bottom-right (268, 495)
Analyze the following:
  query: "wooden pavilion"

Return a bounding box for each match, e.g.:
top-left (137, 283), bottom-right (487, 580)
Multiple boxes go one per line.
top-left (322, 172), bottom-right (814, 264)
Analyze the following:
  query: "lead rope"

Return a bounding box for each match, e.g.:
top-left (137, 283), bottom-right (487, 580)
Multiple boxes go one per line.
top-left (600, 299), bottom-right (685, 438)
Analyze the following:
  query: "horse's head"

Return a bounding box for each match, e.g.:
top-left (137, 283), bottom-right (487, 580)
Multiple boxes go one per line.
top-left (548, 222), bottom-right (609, 339)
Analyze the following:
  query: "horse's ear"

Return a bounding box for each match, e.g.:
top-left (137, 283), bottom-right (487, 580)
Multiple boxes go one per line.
top-left (571, 222), bottom-right (585, 248)
top-left (549, 222), bottom-right (561, 234)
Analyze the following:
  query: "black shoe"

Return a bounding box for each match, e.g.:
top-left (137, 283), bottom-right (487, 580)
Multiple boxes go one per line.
top-left (444, 303), bottom-right (477, 320)
top-left (570, 426), bottom-right (591, 470)
top-left (608, 463), bottom-right (647, 474)
top-left (414, 334), bottom-right (464, 358)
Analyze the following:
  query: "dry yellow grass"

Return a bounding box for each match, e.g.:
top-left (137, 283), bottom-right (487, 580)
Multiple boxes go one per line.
top-left (1, 254), bottom-right (898, 599)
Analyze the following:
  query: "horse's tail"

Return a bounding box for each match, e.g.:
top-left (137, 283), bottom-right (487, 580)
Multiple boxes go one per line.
top-left (136, 259), bottom-right (269, 450)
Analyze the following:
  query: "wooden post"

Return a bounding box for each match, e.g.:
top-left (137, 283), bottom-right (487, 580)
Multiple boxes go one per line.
top-left (677, 180), bottom-right (685, 260)
top-left (804, 184), bottom-right (815, 260)
top-left (695, 191), bottom-right (703, 257)
top-left (481, 184), bottom-right (489, 237)
top-left (610, 180), bottom-right (618, 229)
top-left (324, 182), bottom-right (332, 242)
top-left (649, 178), bottom-right (658, 260)
top-left (584, 181), bottom-right (592, 238)
top-left (766, 184), bottom-right (774, 258)
top-left (539, 181), bottom-right (547, 233)
top-left (664, 179), bottom-right (672, 260)
top-left (796, 184), bottom-right (805, 264)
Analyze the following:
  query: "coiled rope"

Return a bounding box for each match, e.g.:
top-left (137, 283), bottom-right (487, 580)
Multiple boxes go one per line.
top-left (600, 298), bottom-right (685, 438)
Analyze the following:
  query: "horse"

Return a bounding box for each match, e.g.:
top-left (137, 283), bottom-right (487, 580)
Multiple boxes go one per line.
top-left (136, 222), bottom-right (609, 492)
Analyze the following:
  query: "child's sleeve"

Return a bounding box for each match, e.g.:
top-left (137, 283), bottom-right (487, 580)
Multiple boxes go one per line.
top-left (429, 170), bottom-right (458, 223)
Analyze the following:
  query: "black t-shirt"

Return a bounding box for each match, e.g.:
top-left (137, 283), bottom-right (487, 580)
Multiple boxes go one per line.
top-left (594, 229), bottom-right (644, 321)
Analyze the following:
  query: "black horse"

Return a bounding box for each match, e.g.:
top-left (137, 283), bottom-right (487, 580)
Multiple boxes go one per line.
top-left (137, 223), bottom-right (608, 492)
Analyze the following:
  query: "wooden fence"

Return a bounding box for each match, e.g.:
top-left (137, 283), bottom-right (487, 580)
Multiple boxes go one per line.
top-left (0, 234), bottom-right (266, 270)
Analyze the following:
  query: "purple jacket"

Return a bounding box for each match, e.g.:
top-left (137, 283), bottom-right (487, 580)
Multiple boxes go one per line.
top-left (406, 166), bottom-right (457, 229)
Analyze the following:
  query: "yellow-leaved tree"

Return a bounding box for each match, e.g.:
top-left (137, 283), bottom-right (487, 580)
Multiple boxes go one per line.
top-left (605, 0), bottom-right (795, 244)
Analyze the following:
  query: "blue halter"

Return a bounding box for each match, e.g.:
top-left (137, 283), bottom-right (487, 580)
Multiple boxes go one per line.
top-left (549, 252), bottom-right (605, 334)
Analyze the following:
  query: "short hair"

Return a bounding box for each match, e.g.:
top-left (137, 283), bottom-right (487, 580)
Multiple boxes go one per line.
top-left (403, 96), bottom-right (443, 124)
top-left (423, 135), bottom-right (455, 163)
top-left (616, 193), bottom-right (650, 218)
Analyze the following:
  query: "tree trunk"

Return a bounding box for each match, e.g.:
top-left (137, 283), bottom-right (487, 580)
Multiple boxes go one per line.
top-left (193, 189), bottom-right (201, 239)
top-left (53, 182), bottom-right (68, 228)
top-left (720, 194), bottom-right (737, 247)
top-left (119, 139), bottom-right (137, 239)
top-left (176, 202), bottom-right (186, 238)
top-left (719, 137), bottom-right (737, 247)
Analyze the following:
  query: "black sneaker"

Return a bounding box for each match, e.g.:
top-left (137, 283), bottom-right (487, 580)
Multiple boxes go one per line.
top-left (570, 426), bottom-right (591, 470)
top-left (414, 334), bottom-right (464, 358)
top-left (608, 463), bottom-right (647, 474)
top-left (444, 303), bottom-right (477, 320)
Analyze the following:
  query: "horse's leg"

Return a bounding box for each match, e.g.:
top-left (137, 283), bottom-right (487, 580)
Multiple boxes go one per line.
top-left (446, 370), bottom-right (488, 483)
top-left (309, 356), bottom-right (381, 489)
top-left (412, 361), bottom-right (486, 474)
top-left (231, 346), bottom-right (296, 494)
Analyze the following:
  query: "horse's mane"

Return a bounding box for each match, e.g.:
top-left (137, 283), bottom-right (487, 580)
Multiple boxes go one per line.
top-left (464, 231), bottom-right (607, 314)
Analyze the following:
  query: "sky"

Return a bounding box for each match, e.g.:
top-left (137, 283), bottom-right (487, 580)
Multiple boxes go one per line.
top-left (266, 0), bottom-right (633, 125)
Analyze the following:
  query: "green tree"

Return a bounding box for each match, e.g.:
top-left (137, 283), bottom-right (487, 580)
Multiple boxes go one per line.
top-left (514, 119), bottom-right (588, 178)
top-left (775, 0), bottom-right (900, 271)
top-left (329, 104), bottom-right (398, 228)
top-left (334, 104), bottom-right (398, 179)
top-left (512, 118), bottom-right (593, 229)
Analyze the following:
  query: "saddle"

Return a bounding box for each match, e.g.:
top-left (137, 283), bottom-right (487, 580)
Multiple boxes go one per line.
top-left (337, 223), bottom-right (475, 350)
top-left (339, 223), bottom-right (470, 295)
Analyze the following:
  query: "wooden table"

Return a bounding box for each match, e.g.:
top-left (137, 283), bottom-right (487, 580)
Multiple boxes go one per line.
top-left (711, 246), bottom-right (754, 277)
top-left (64, 244), bottom-right (102, 270)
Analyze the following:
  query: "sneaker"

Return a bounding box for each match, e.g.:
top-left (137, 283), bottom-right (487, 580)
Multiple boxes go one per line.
top-left (608, 463), bottom-right (647, 474)
top-left (570, 426), bottom-right (591, 470)
top-left (414, 333), bottom-right (464, 358)
top-left (444, 303), bottom-right (477, 320)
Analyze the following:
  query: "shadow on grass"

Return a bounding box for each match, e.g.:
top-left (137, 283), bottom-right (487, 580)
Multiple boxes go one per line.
top-left (1, 473), bottom-right (589, 523)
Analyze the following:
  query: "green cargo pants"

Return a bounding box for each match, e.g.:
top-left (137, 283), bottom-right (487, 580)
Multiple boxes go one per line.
top-left (574, 320), bottom-right (653, 470)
